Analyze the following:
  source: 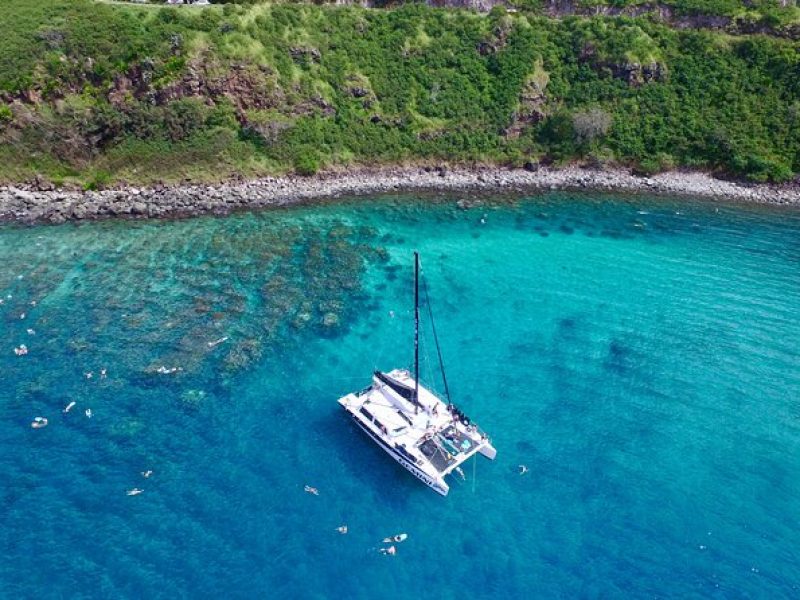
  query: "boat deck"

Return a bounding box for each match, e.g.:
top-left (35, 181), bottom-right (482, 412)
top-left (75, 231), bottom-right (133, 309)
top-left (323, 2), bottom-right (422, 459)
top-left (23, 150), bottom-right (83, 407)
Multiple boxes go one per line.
top-left (419, 438), bottom-right (454, 472)
top-left (339, 369), bottom-right (496, 491)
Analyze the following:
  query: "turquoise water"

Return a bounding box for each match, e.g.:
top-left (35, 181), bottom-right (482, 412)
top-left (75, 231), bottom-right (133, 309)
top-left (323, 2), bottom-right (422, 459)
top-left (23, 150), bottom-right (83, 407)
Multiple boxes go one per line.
top-left (2, 193), bottom-right (799, 598)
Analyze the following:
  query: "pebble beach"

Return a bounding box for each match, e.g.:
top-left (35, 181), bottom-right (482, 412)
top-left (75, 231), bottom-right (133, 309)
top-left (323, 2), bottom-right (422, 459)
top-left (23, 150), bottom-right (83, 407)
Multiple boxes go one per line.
top-left (2, 166), bottom-right (799, 224)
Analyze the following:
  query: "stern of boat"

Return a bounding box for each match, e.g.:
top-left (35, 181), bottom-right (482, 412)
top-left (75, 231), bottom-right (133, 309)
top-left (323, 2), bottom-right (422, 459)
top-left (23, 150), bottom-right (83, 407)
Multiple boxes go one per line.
top-left (435, 478), bottom-right (450, 497)
top-left (479, 441), bottom-right (497, 460)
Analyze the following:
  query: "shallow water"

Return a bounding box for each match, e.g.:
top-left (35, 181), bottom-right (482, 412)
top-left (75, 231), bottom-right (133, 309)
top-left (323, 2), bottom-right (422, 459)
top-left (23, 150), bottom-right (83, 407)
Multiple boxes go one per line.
top-left (2, 193), bottom-right (799, 598)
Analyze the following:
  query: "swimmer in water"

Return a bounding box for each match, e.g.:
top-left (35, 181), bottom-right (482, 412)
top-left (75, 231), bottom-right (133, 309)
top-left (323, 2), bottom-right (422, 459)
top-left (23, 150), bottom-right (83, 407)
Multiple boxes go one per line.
top-left (63, 401), bottom-right (76, 414)
top-left (85, 372), bottom-right (93, 379)
top-left (382, 533), bottom-right (408, 543)
top-left (336, 525), bottom-right (348, 534)
top-left (141, 470), bottom-right (153, 478)
top-left (31, 417), bottom-right (48, 429)
top-left (304, 485), bottom-right (319, 496)
top-left (379, 546), bottom-right (396, 556)
top-left (518, 464), bottom-right (529, 475)
top-left (207, 336), bottom-right (228, 348)
top-left (100, 368), bottom-right (107, 379)
top-left (85, 409), bottom-right (93, 418)
top-left (126, 488), bottom-right (143, 496)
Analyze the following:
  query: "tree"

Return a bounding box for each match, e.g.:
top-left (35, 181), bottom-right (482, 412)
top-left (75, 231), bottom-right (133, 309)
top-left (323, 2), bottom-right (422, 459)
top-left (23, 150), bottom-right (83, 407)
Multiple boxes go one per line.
top-left (572, 108), bottom-right (612, 145)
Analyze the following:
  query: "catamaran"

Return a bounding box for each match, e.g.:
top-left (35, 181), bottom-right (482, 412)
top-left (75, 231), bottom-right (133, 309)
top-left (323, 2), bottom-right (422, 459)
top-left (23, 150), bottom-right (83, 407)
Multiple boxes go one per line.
top-left (337, 252), bottom-right (496, 496)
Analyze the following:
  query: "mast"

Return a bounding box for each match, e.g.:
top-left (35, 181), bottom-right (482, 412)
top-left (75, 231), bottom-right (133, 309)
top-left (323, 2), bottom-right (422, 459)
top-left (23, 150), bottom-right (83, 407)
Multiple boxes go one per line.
top-left (414, 251), bottom-right (420, 413)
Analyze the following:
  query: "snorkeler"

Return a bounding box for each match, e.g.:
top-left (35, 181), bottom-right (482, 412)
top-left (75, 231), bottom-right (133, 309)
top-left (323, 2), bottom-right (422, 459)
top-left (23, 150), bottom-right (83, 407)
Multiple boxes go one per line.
top-left (207, 337), bottom-right (228, 348)
top-left (304, 485), bottom-right (319, 496)
top-left (31, 417), bottom-right (48, 429)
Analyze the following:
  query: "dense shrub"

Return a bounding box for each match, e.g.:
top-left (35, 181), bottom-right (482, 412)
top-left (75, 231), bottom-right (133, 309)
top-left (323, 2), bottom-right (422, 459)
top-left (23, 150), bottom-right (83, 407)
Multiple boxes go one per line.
top-left (294, 148), bottom-right (321, 176)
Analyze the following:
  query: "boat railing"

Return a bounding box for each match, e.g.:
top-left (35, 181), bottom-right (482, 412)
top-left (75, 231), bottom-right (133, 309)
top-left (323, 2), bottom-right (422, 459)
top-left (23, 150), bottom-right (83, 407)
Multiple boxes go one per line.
top-left (395, 443), bottom-right (423, 466)
top-left (359, 406), bottom-right (389, 435)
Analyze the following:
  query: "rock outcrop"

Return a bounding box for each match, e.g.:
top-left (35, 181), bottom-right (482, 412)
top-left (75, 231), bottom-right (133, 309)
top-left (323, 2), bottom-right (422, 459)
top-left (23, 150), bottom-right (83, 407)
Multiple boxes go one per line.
top-left (505, 62), bottom-right (550, 138)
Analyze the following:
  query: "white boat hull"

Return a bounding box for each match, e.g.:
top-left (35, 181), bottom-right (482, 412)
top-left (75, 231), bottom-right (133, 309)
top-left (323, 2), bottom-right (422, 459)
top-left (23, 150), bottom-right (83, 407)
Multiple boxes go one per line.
top-left (347, 410), bottom-right (449, 496)
top-left (338, 368), bottom-right (497, 496)
top-left (479, 443), bottom-right (497, 460)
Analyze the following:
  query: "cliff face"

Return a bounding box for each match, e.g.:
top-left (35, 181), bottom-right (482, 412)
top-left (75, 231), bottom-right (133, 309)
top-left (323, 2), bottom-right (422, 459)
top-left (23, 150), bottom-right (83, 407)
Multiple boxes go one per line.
top-left (425, 0), bottom-right (504, 11)
top-left (538, 1), bottom-right (799, 39)
top-left (335, 0), bottom-right (503, 9)
top-left (337, 0), bottom-right (800, 38)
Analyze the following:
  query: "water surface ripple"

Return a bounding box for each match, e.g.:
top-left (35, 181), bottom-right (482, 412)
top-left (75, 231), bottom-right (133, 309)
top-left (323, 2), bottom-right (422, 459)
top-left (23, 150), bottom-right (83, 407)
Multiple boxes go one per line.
top-left (1, 193), bottom-right (799, 598)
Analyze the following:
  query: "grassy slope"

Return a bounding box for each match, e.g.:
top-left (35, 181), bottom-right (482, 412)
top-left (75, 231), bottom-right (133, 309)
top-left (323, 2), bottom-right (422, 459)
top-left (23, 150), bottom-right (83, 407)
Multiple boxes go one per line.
top-left (0, 0), bottom-right (798, 186)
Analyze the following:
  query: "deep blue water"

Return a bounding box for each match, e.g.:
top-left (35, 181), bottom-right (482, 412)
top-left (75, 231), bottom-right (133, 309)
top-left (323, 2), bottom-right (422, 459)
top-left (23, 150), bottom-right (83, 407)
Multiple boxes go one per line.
top-left (2, 193), bottom-right (799, 598)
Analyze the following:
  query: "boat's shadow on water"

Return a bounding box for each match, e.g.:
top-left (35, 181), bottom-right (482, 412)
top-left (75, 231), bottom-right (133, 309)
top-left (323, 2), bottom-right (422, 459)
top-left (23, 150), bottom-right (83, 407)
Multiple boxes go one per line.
top-left (317, 411), bottom-right (430, 508)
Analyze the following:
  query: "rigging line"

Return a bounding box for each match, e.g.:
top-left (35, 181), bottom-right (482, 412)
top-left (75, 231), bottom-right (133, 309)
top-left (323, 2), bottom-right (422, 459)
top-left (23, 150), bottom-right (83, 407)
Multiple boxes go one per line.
top-left (414, 251), bottom-right (420, 413)
top-left (419, 317), bottom-right (437, 397)
top-left (421, 270), bottom-right (452, 406)
top-left (372, 300), bottom-right (399, 373)
top-left (372, 328), bottom-right (386, 374)
top-left (472, 453), bottom-right (477, 494)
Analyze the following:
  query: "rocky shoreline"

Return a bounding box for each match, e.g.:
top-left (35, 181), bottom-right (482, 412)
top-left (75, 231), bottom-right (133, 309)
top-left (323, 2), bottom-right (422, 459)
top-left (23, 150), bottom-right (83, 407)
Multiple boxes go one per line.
top-left (1, 166), bottom-right (799, 224)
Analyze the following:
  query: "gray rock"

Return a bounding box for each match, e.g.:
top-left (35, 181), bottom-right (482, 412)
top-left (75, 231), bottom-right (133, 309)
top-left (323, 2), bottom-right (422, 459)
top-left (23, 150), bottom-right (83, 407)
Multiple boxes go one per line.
top-left (14, 189), bottom-right (34, 202)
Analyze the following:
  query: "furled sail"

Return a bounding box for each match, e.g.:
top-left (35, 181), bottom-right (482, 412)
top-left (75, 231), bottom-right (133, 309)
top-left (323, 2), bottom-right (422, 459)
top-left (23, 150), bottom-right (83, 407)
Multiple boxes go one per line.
top-left (374, 370), bottom-right (417, 404)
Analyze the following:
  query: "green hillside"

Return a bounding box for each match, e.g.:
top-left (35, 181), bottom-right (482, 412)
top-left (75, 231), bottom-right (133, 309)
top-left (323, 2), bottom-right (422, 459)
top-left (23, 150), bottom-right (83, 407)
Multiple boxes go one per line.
top-left (0, 0), bottom-right (798, 187)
